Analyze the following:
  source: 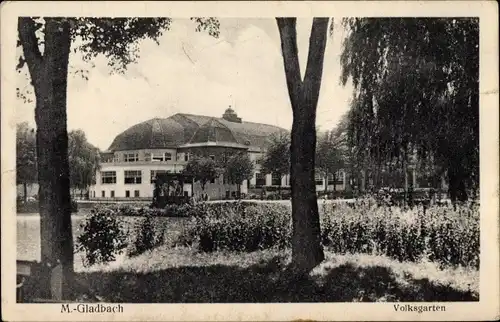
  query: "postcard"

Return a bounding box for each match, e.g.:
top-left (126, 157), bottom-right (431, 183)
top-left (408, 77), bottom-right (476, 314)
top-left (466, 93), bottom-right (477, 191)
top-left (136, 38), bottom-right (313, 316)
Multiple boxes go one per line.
top-left (1, 1), bottom-right (499, 321)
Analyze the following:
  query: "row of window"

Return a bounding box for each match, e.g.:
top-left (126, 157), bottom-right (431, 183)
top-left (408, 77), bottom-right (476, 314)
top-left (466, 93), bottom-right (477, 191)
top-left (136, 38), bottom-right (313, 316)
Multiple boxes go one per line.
top-left (101, 170), bottom-right (343, 186)
top-left (101, 170), bottom-right (174, 184)
top-left (315, 172), bottom-right (345, 186)
top-left (107, 152), bottom-right (192, 163)
top-left (93, 190), bottom-right (141, 198)
top-left (104, 152), bottom-right (232, 164)
top-left (101, 170), bottom-right (277, 186)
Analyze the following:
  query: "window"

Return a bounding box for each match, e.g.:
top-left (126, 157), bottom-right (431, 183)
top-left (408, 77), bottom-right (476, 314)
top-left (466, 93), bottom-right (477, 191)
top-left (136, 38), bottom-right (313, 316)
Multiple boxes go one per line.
top-left (335, 171), bottom-right (344, 185)
top-left (101, 171), bottom-right (116, 184)
top-left (327, 173), bottom-right (335, 186)
top-left (272, 173), bottom-right (281, 186)
top-left (151, 152), bottom-right (173, 162)
top-left (209, 155), bottom-right (215, 161)
top-left (144, 153), bottom-right (152, 162)
top-left (124, 170), bottom-right (142, 184)
top-left (150, 170), bottom-right (169, 183)
top-left (210, 177), bottom-right (215, 184)
top-left (110, 190), bottom-right (115, 198)
top-left (256, 173), bottom-right (266, 187)
top-left (184, 153), bottom-right (190, 162)
top-left (124, 153), bottom-right (139, 162)
top-left (152, 153), bottom-right (164, 162)
top-left (101, 191), bottom-right (105, 198)
top-left (315, 174), bottom-right (324, 186)
top-left (125, 190), bottom-right (130, 198)
top-left (134, 190), bottom-right (140, 197)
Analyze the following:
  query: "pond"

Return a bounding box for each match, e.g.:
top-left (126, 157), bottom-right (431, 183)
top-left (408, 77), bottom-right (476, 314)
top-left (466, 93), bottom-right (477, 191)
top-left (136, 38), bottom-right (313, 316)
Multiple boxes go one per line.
top-left (17, 210), bottom-right (187, 265)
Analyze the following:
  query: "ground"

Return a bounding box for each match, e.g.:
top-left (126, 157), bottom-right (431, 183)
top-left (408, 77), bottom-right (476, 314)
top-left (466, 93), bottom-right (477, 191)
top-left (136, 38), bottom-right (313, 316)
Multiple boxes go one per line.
top-left (75, 246), bottom-right (478, 303)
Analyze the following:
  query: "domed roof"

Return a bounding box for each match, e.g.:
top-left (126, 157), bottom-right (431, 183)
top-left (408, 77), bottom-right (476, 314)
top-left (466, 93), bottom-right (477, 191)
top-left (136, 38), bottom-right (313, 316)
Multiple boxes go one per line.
top-left (108, 118), bottom-right (188, 151)
top-left (107, 112), bottom-right (288, 152)
top-left (189, 119), bottom-right (238, 144)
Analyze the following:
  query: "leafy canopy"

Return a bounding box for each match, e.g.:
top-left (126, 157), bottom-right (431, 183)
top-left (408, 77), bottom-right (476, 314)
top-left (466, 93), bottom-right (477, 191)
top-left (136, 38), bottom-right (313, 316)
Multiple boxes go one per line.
top-left (68, 130), bottom-right (100, 190)
top-left (340, 18), bottom-right (479, 199)
top-left (183, 156), bottom-right (220, 190)
top-left (260, 132), bottom-right (291, 177)
top-left (225, 153), bottom-right (255, 185)
top-left (16, 17), bottom-right (220, 100)
top-left (315, 129), bottom-right (345, 178)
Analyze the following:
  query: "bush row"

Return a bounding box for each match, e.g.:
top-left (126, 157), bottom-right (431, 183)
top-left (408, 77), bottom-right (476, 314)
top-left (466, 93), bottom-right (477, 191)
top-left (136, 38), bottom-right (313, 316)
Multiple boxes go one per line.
top-left (177, 200), bottom-right (479, 269)
top-left (76, 200), bottom-right (479, 269)
top-left (99, 203), bottom-right (197, 217)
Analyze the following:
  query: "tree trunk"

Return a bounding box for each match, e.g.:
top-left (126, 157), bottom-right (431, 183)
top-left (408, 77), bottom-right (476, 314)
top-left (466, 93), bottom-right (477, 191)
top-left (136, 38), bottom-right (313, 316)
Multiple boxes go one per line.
top-left (278, 176), bottom-right (282, 199)
top-left (277, 18), bottom-right (329, 272)
top-left (23, 182), bottom-right (28, 202)
top-left (447, 163), bottom-right (468, 203)
top-left (19, 17), bottom-right (74, 300)
top-left (324, 172), bottom-right (329, 193)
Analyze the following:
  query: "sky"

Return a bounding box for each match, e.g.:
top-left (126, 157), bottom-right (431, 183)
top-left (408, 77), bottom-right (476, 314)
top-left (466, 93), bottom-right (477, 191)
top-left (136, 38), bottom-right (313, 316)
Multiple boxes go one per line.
top-left (15, 18), bottom-right (354, 151)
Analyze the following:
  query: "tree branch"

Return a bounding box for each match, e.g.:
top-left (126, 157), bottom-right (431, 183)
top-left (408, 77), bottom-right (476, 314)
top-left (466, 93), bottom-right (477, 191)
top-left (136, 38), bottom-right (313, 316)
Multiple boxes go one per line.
top-left (17, 17), bottom-right (43, 80)
top-left (303, 18), bottom-right (329, 105)
top-left (276, 18), bottom-right (303, 110)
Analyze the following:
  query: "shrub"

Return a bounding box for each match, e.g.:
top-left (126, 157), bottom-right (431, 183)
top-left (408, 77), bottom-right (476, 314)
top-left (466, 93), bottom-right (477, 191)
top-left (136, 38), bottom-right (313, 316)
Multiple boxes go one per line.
top-left (76, 208), bottom-right (128, 266)
top-left (319, 202), bottom-right (479, 268)
top-left (176, 201), bottom-right (291, 252)
top-left (178, 201), bottom-right (291, 252)
top-left (128, 214), bottom-right (167, 257)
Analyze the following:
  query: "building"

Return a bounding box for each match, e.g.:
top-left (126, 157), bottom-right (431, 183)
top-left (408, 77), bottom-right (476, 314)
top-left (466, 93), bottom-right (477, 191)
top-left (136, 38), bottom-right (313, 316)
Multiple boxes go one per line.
top-left (90, 108), bottom-right (303, 201)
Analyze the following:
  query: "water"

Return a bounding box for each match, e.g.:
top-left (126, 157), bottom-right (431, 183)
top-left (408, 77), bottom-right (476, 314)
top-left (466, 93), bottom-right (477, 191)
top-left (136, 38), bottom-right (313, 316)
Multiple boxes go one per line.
top-left (17, 212), bottom-right (89, 262)
top-left (17, 211), bottom-right (186, 263)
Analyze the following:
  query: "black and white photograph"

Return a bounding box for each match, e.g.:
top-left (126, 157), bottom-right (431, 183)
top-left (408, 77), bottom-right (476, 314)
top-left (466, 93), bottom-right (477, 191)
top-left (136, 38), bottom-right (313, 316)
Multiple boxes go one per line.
top-left (1, 1), bottom-right (499, 321)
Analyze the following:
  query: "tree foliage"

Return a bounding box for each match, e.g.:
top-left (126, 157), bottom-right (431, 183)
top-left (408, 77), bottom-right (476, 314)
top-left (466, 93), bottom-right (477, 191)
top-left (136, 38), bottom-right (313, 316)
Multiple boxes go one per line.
top-left (316, 130), bottom-right (345, 183)
top-left (225, 153), bottom-right (255, 186)
top-left (183, 156), bottom-right (220, 191)
top-left (260, 132), bottom-right (291, 180)
top-left (340, 18), bottom-right (479, 201)
top-left (16, 17), bottom-right (220, 97)
top-left (68, 130), bottom-right (100, 191)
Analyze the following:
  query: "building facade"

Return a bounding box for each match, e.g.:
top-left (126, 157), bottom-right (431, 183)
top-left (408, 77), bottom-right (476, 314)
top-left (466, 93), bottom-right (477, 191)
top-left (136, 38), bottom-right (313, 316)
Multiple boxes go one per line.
top-left (90, 108), bottom-right (343, 201)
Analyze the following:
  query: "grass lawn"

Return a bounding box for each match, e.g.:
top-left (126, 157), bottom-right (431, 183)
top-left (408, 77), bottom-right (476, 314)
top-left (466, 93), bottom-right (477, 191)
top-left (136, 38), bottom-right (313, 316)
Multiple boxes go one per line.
top-left (75, 246), bottom-right (478, 303)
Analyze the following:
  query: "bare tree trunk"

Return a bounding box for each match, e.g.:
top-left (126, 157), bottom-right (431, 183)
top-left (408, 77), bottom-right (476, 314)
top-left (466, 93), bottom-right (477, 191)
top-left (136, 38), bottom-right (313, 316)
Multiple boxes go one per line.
top-left (19, 17), bottom-right (74, 300)
top-left (23, 182), bottom-right (28, 202)
top-left (277, 17), bottom-right (329, 272)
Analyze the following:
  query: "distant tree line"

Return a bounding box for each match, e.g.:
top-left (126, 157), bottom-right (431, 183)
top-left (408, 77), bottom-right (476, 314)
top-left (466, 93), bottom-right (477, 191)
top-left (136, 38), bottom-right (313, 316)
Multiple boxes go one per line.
top-left (16, 122), bottom-right (100, 201)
